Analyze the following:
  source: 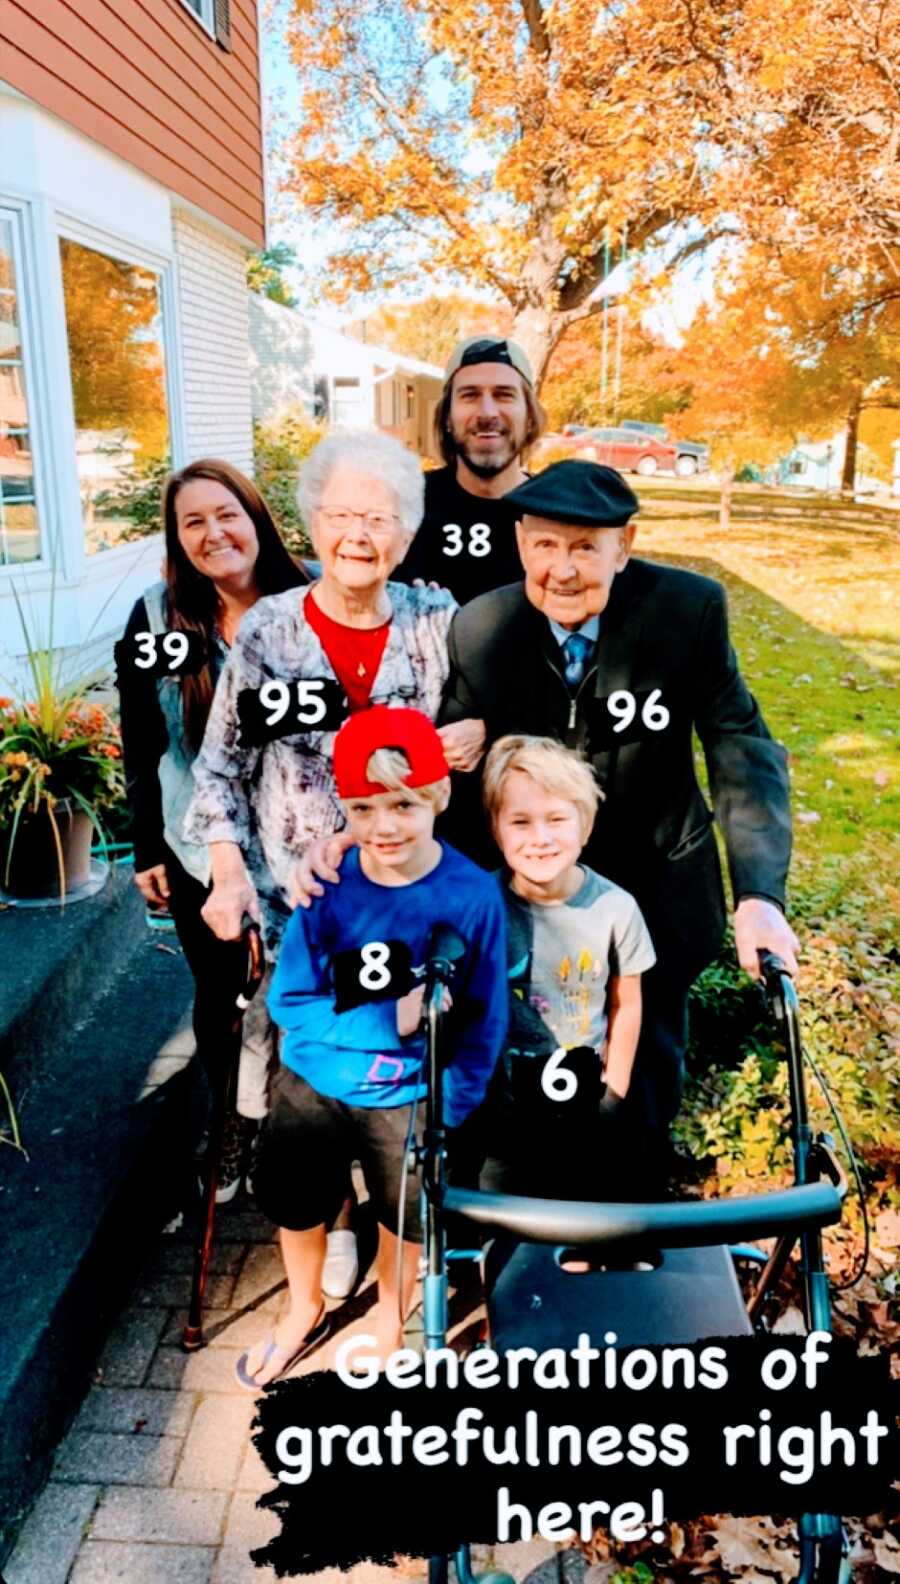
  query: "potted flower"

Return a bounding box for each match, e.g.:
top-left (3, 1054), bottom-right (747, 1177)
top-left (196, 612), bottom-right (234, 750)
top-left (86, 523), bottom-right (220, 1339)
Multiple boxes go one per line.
top-left (0, 689), bottom-right (125, 900)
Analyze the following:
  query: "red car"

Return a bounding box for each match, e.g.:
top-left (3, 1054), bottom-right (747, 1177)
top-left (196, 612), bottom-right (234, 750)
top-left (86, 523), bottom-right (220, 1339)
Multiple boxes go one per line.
top-left (570, 426), bottom-right (678, 475)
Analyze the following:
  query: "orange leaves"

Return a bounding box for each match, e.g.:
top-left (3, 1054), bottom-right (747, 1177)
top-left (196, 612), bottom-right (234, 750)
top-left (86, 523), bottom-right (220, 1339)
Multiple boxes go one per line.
top-left (276, 0), bottom-right (900, 387)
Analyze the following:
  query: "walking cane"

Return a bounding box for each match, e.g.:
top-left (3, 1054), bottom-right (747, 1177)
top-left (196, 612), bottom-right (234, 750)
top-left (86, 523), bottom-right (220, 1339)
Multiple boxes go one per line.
top-left (182, 916), bottom-right (265, 1351)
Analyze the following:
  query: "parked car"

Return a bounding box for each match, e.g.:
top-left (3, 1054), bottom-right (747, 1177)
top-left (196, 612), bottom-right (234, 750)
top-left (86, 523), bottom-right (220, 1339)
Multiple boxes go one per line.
top-left (620, 420), bottom-right (710, 477)
top-left (569, 426), bottom-right (678, 476)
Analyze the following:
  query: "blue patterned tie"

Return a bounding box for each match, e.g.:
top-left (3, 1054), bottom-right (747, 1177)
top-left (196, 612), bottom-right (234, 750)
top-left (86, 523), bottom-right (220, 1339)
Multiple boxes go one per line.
top-left (562, 632), bottom-right (593, 691)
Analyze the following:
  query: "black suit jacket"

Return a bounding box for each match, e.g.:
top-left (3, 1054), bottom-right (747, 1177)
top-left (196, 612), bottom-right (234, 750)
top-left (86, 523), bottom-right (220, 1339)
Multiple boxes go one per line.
top-left (439, 559), bottom-right (791, 984)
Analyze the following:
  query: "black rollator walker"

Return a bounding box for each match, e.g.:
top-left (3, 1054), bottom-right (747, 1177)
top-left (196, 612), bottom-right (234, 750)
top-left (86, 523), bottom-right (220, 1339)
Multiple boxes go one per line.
top-left (182, 917), bottom-right (265, 1352)
top-left (419, 940), bottom-right (850, 1584)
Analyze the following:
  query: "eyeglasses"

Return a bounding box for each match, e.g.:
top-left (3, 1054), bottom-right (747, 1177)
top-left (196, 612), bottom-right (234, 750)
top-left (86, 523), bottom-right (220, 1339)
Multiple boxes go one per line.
top-left (316, 507), bottom-right (401, 533)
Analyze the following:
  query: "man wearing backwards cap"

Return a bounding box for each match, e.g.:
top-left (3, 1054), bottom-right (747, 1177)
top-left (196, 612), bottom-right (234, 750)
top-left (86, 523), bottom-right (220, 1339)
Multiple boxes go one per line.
top-left (395, 336), bottom-right (546, 604)
top-left (439, 458), bottom-right (797, 1169)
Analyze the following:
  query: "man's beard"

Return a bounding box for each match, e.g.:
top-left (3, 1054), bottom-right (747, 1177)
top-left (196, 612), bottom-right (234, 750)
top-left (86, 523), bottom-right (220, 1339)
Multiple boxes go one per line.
top-left (450, 426), bottom-right (519, 479)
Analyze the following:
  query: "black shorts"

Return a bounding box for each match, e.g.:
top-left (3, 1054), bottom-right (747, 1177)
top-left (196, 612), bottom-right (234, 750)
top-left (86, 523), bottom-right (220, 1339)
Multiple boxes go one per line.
top-left (479, 1049), bottom-right (642, 1203)
top-left (253, 1065), bottom-right (425, 1242)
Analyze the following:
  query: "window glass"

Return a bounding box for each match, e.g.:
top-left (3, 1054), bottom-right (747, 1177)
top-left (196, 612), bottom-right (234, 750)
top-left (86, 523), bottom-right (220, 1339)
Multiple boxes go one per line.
top-left (0, 214), bottom-right (40, 566)
top-left (178, 0), bottom-right (213, 25)
top-left (331, 376), bottom-right (363, 426)
top-left (59, 237), bottom-right (171, 555)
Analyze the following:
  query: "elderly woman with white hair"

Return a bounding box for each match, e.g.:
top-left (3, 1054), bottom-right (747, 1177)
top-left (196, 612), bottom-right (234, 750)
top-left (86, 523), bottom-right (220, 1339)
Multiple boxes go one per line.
top-left (186, 428), bottom-right (483, 949)
top-left (184, 430), bottom-right (483, 1324)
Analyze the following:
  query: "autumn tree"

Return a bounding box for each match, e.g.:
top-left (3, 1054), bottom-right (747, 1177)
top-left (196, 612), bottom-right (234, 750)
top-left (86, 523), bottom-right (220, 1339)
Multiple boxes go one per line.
top-left (540, 315), bottom-right (692, 432)
top-left (351, 293), bottom-right (511, 368)
top-left (716, 0), bottom-right (900, 306)
top-left (671, 246), bottom-right (900, 504)
top-left (665, 298), bottom-right (797, 527)
top-left (247, 242), bottom-right (300, 308)
top-left (276, 0), bottom-right (749, 386)
top-left (275, 0), bottom-right (900, 391)
top-left (58, 239), bottom-right (169, 463)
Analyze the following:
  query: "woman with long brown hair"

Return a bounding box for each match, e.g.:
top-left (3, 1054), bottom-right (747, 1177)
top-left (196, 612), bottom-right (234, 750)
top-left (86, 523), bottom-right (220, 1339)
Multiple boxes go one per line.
top-left (116, 460), bottom-right (310, 1206)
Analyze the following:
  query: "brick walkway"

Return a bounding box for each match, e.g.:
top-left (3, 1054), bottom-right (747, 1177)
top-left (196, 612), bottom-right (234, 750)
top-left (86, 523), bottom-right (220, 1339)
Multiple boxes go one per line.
top-left (6, 1193), bottom-right (573, 1584)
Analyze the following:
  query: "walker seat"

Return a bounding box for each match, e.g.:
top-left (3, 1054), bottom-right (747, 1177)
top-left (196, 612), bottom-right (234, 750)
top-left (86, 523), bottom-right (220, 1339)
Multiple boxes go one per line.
top-left (483, 1237), bottom-right (753, 1351)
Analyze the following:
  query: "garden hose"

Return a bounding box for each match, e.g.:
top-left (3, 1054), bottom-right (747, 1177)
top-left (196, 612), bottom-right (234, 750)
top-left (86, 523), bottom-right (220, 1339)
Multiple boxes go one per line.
top-left (90, 840), bottom-right (135, 867)
top-left (90, 841), bottom-right (176, 931)
top-left (802, 1046), bottom-right (870, 1292)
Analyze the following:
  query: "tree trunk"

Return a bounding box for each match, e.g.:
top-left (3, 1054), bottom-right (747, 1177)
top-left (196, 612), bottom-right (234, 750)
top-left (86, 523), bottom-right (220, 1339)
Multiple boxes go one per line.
top-left (510, 307), bottom-right (564, 394)
top-left (841, 401), bottom-right (861, 496)
top-left (719, 463), bottom-right (734, 531)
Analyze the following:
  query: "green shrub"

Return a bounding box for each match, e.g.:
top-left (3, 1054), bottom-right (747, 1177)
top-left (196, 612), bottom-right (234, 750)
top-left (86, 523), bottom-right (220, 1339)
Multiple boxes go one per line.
top-left (94, 456), bottom-right (169, 539)
top-left (674, 885), bottom-right (899, 1230)
top-left (253, 409), bottom-right (325, 555)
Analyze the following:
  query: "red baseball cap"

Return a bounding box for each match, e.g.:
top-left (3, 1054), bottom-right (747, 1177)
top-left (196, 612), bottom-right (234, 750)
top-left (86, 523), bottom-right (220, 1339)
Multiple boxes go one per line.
top-left (333, 706), bottom-right (450, 798)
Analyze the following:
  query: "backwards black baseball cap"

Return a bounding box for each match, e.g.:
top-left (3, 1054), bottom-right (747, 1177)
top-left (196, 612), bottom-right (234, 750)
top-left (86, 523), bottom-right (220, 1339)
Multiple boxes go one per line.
top-left (444, 336), bottom-right (534, 387)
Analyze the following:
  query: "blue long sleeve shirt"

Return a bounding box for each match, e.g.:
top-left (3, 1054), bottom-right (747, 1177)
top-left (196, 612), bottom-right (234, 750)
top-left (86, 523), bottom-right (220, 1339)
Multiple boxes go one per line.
top-left (268, 843), bottom-right (508, 1127)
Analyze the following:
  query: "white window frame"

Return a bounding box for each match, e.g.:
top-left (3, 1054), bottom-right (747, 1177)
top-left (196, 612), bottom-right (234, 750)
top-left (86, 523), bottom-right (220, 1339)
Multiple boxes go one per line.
top-left (176, 0), bottom-right (216, 39)
top-left (55, 213), bottom-right (186, 569)
top-left (0, 197), bottom-right (186, 590)
top-left (0, 200), bottom-right (56, 578)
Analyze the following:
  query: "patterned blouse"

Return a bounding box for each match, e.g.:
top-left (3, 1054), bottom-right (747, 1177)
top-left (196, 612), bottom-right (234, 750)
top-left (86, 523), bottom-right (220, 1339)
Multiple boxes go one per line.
top-left (184, 581), bottom-right (457, 949)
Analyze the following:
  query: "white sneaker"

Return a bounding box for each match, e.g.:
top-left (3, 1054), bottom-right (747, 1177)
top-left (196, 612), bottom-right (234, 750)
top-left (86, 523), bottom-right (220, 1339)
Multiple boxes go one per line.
top-left (321, 1229), bottom-right (359, 1299)
top-left (215, 1174), bottom-right (242, 1206)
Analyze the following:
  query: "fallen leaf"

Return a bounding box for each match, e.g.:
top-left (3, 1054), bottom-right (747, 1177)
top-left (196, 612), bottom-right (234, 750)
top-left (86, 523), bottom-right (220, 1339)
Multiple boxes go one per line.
top-left (669, 1524), bottom-right (686, 1560)
top-left (874, 1210), bottom-right (900, 1248)
top-left (874, 1534), bottom-right (900, 1573)
top-left (706, 1516), bottom-right (800, 1578)
top-left (772, 1306), bottom-right (806, 1334)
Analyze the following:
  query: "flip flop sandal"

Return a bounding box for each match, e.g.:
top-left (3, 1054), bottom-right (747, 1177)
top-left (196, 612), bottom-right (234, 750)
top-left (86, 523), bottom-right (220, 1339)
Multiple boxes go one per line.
top-left (234, 1308), bottom-right (329, 1392)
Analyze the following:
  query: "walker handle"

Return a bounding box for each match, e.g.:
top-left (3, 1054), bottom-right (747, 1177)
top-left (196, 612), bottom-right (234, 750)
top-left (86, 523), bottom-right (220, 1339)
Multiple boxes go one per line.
top-left (758, 948), bottom-right (799, 1026)
top-left (442, 1178), bottom-right (843, 1249)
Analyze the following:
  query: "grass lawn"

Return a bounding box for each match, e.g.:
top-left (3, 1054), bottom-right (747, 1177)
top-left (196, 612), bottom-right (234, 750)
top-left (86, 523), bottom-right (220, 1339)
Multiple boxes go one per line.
top-left (634, 487), bottom-right (898, 1234)
top-left (636, 490), bottom-right (898, 853)
top-left (585, 488), bottom-right (900, 1581)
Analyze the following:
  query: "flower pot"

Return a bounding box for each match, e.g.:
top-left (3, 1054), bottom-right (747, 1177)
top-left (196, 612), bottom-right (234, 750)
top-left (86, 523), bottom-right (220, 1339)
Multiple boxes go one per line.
top-left (3, 799), bottom-right (94, 899)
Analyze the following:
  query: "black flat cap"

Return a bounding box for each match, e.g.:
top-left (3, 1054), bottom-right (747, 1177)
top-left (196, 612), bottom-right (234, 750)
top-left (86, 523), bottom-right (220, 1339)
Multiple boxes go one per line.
top-left (505, 460), bottom-right (639, 526)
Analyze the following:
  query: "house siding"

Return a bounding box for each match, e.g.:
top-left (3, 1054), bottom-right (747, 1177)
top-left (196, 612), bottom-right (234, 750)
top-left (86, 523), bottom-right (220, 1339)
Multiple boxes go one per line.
top-left (174, 210), bottom-right (254, 471)
top-left (0, 0), bottom-right (265, 246)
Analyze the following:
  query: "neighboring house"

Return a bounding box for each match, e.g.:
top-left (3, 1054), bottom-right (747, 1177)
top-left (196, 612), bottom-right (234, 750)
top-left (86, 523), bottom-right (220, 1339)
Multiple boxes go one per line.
top-left (770, 435), bottom-right (886, 496)
top-left (0, 0), bottom-right (265, 676)
top-left (770, 439), bottom-right (844, 492)
top-left (248, 295), bottom-right (444, 461)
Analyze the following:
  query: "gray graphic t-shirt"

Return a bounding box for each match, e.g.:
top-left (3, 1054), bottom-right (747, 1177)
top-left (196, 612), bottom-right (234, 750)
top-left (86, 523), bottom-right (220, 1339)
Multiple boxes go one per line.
top-left (526, 867), bottom-right (657, 1051)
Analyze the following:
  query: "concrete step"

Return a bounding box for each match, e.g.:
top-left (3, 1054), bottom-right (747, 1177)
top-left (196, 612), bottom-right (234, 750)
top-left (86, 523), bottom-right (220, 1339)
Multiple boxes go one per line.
top-left (0, 867), bottom-right (153, 1098)
top-left (0, 881), bottom-right (196, 1560)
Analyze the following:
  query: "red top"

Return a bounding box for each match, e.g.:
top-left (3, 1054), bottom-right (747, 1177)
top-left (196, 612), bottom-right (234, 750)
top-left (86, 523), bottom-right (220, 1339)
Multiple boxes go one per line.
top-left (305, 591), bottom-right (391, 714)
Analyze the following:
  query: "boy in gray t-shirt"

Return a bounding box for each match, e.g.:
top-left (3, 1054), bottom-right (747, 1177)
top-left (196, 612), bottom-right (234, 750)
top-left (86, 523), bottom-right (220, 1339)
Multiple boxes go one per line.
top-left (480, 734), bottom-right (656, 1201)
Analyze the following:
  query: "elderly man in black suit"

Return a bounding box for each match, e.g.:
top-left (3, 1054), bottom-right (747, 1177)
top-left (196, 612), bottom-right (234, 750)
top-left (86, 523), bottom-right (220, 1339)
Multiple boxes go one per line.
top-left (439, 460), bottom-right (797, 1155)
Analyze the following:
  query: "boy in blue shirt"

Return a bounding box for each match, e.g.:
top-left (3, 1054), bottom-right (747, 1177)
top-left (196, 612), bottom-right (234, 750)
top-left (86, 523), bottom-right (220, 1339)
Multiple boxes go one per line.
top-left (236, 707), bottom-right (507, 1389)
